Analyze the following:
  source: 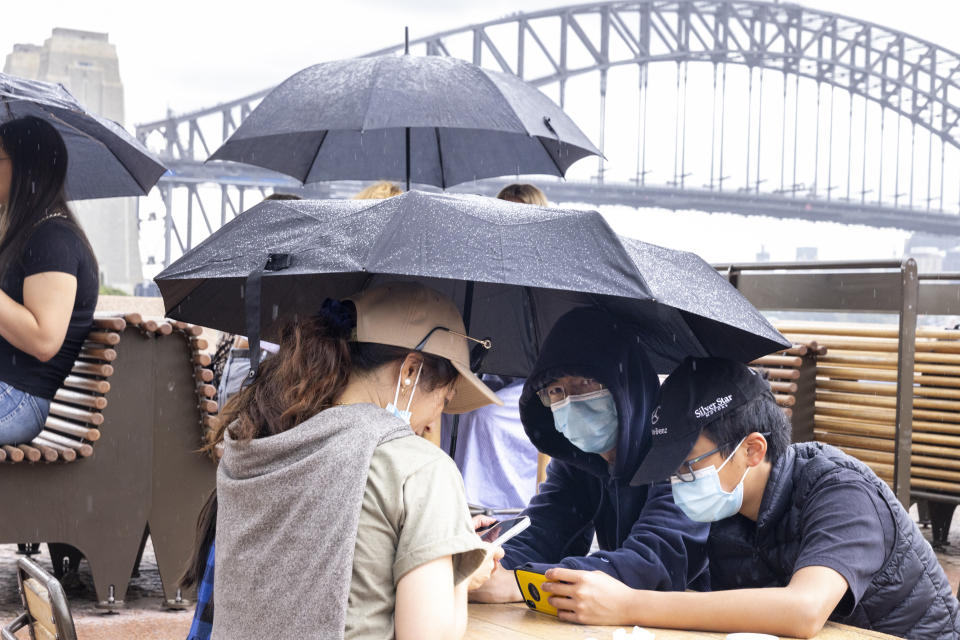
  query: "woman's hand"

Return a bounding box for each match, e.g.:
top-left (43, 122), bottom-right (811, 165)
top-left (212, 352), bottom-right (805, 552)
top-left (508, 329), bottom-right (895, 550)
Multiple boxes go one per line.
top-left (467, 543), bottom-right (505, 591)
top-left (543, 567), bottom-right (638, 626)
top-left (471, 514), bottom-right (496, 531)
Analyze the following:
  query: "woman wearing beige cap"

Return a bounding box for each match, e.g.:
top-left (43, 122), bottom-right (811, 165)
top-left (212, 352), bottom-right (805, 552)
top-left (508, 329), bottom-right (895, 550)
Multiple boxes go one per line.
top-left (183, 282), bottom-right (504, 640)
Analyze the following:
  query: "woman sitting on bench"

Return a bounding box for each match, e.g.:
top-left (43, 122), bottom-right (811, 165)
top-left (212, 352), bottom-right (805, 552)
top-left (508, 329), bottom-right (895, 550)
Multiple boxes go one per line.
top-left (185, 282), bottom-right (503, 640)
top-left (0, 116), bottom-right (98, 446)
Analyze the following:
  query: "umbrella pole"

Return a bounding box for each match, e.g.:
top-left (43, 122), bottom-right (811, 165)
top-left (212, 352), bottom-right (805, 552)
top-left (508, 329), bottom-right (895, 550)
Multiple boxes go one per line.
top-left (405, 127), bottom-right (411, 191)
top-left (448, 281), bottom-right (476, 460)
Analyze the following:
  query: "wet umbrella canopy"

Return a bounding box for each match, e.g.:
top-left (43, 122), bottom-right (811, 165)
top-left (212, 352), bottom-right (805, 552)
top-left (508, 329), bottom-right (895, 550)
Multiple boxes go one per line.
top-left (207, 54), bottom-right (601, 189)
top-left (0, 73), bottom-right (167, 199)
top-left (155, 192), bottom-right (789, 375)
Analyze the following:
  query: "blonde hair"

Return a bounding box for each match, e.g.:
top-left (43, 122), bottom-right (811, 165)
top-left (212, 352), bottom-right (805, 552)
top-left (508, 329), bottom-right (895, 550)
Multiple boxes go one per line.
top-left (352, 181), bottom-right (403, 200)
top-left (496, 183), bottom-right (548, 206)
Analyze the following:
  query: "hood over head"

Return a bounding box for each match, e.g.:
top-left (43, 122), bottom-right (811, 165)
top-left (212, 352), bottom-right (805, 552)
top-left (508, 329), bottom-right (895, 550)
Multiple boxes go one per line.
top-left (519, 307), bottom-right (660, 480)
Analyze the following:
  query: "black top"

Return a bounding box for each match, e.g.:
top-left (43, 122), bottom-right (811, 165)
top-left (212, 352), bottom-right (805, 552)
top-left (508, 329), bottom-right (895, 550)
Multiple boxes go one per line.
top-left (0, 218), bottom-right (99, 399)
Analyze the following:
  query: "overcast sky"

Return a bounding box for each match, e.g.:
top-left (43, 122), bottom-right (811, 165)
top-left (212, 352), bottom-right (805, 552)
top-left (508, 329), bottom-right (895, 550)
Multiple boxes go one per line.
top-left (4, 1), bottom-right (957, 127)
top-left (3, 1), bottom-right (960, 268)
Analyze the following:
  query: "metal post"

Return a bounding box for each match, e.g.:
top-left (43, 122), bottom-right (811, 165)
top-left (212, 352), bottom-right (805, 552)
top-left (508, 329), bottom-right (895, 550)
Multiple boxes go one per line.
top-left (827, 84), bottom-right (835, 200)
top-left (673, 62), bottom-right (682, 187)
top-left (893, 258), bottom-right (917, 507)
top-left (878, 103), bottom-right (886, 204)
top-left (680, 61), bottom-right (689, 188)
top-left (895, 88), bottom-right (903, 206)
top-left (641, 64), bottom-right (649, 186)
top-left (909, 122), bottom-right (917, 209)
top-left (598, 69), bottom-right (607, 183)
top-left (861, 97), bottom-right (869, 203)
top-left (813, 82), bottom-right (822, 195)
top-left (710, 63), bottom-right (719, 190)
top-left (780, 71), bottom-right (787, 193)
top-left (792, 73), bottom-right (799, 196)
top-left (162, 185), bottom-right (173, 268)
top-left (755, 67), bottom-right (764, 194)
top-left (719, 63), bottom-right (727, 191)
top-left (745, 66), bottom-right (754, 191)
top-left (846, 92), bottom-right (854, 200)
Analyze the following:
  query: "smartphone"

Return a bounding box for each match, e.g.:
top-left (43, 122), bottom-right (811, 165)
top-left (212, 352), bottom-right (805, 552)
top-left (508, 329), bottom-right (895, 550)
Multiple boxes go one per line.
top-left (514, 568), bottom-right (558, 616)
top-left (476, 515), bottom-right (530, 546)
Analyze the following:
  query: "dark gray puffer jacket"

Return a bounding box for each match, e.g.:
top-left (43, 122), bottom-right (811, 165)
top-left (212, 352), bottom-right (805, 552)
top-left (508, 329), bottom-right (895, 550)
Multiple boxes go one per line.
top-left (707, 442), bottom-right (959, 639)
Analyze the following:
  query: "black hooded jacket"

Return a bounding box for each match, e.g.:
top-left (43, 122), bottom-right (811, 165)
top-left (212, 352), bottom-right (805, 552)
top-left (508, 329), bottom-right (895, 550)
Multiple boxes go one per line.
top-left (500, 308), bottom-right (709, 591)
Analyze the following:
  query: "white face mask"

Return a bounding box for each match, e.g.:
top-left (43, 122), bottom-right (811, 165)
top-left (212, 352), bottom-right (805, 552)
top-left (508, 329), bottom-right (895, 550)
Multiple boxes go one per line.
top-left (385, 363), bottom-right (423, 425)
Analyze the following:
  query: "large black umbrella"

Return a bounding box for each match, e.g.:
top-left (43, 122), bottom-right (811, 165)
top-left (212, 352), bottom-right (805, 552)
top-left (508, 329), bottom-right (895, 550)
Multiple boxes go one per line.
top-left (155, 191), bottom-right (789, 375)
top-left (0, 73), bottom-right (167, 199)
top-left (207, 54), bottom-right (600, 189)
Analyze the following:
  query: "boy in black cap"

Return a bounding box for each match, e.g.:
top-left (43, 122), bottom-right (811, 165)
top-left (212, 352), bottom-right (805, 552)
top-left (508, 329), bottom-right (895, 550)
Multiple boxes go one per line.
top-left (540, 357), bottom-right (959, 639)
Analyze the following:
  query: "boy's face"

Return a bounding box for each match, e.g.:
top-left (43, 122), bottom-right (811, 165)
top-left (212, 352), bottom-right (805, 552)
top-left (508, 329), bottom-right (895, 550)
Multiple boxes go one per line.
top-left (677, 433), bottom-right (749, 493)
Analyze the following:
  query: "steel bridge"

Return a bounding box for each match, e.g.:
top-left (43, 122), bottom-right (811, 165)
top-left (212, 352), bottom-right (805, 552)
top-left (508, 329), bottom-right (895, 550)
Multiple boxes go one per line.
top-left (135, 0), bottom-right (960, 266)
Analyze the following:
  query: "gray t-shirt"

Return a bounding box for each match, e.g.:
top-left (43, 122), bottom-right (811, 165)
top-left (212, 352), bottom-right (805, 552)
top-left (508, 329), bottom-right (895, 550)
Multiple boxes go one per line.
top-left (345, 435), bottom-right (486, 640)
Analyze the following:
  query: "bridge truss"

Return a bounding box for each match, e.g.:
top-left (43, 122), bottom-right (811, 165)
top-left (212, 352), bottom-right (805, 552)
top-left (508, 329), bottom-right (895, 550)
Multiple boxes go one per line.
top-left (135, 0), bottom-right (960, 267)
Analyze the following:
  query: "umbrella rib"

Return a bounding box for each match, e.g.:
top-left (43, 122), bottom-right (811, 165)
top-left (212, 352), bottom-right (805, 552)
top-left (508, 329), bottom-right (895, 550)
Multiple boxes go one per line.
top-left (537, 134), bottom-right (565, 177)
top-left (302, 130), bottom-right (329, 184)
top-left (39, 107), bottom-right (154, 193)
top-left (434, 127), bottom-right (445, 190)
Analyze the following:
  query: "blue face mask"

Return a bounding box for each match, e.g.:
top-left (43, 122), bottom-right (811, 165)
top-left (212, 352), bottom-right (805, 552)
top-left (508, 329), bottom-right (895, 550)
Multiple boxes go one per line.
top-left (671, 437), bottom-right (749, 522)
top-left (551, 389), bottom-right (619, 454)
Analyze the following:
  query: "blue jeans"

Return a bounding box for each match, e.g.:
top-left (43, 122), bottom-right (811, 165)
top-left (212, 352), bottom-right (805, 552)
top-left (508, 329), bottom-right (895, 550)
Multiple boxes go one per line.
top-left (0, 381), bottom-right (50, 446)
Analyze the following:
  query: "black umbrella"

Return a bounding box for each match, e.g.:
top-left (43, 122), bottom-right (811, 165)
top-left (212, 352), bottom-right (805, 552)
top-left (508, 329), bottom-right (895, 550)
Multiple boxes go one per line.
top-left (155, 191), bottom-right (789, 376)
top-left (207, 53), bottom-right (600, 190)
top-left (0, 72), bottom-right (167, 199)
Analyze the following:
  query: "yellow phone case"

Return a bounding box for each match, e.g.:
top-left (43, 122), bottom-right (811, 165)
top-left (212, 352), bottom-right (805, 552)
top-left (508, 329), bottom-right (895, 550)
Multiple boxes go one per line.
top-left (514, 568), bottom-right (558, 616)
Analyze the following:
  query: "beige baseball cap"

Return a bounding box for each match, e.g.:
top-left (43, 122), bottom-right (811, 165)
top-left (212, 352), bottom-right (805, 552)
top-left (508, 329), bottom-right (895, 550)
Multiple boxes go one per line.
top-left (348, 282), bottom-right (503, 414)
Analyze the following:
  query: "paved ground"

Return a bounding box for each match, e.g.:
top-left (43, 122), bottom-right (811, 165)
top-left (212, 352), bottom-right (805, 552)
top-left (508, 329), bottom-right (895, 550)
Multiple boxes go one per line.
top-left (2, 506), bottom-right (960, 639)
top-left (0, 538), bottom-right (191, 639)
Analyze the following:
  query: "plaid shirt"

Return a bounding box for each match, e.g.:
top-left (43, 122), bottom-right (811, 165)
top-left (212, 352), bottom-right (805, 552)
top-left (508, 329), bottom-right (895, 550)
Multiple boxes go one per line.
top-left (187, 541), bottom-right (215, 640)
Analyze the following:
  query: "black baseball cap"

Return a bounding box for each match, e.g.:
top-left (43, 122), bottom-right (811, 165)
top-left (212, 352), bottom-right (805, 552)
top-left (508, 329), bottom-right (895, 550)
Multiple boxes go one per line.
top-left (630, 357), bottom-right (771, 486)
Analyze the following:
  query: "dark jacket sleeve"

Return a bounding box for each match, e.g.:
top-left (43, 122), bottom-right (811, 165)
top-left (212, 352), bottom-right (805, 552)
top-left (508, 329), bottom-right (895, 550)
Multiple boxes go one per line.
top-left (501, 460), bottom-right (597, 569)
top-left (519, 480), bottom-right (710, 591)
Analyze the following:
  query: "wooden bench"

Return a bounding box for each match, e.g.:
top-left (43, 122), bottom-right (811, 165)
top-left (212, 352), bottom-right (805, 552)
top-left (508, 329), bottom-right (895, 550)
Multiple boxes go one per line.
top-left (776, 321), bottom-right (960, 546)
top-left (0, 314), bottom-right (217, 608)
top-left (749, 341), bottom-right (821, 441)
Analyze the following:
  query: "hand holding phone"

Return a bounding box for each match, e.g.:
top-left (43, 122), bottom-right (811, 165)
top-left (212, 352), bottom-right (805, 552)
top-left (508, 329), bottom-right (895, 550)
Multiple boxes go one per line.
top-left (514, 568), bottom-right (558, 616)
top-left (475, 515), bottom-right (530, 546)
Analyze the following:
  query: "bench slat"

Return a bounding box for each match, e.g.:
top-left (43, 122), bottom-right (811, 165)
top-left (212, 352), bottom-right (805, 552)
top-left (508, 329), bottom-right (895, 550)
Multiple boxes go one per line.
top-left (26, 441), bottom-right (59, 462)
top-left (197, 383), bottom-right (216, 398)
top-left (16, 444), bottom-right (41, 462)
top-left (63, 375), bottom-right (110, 394)
top-left (37, 430), bottom-right (93, 457)
top-left (32, 436), bottom-right (76, 462)
top-left (195, 367), bottom-right (213, 382)
top-left (44, 416), bottom-right (101, 441)
top-left (86, 331), bottom-right (120, 346)
top-left (200, 399), bottom-right (217, 414)
top-left (2, 445), bottom-right (24, 462)
top-left (79, 346), bottom-right (117, 362)
top-left (71, 361), bottom-right (114, 377)
top-left (48, 402), bottom-right (104, 426)
top-left (53, 388), bottom-right (107, 410)
top-left (92, 317), bottom-right (126, 331)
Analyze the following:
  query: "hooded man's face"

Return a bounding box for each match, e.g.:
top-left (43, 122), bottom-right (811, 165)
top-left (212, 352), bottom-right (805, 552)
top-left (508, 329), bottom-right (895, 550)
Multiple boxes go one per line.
top-left (540, 375), bottom-right (619, 462)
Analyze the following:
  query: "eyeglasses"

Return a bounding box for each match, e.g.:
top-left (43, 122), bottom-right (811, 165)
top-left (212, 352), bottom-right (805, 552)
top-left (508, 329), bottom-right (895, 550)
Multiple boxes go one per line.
top-left (673, 432), bottom-right (770, 482)
top-left (536, 377), bottom-right (605, 407)
top-left (414, 326), bottom-right (492, 373)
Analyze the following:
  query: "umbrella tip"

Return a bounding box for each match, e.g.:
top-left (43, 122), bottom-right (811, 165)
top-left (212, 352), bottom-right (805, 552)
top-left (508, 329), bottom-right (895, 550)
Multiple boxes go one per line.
top-left (404, 26), bottom-right (409, 55)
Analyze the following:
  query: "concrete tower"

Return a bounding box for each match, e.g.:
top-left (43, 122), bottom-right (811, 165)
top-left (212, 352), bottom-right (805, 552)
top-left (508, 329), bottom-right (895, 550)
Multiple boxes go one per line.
top-left (4, 28), bottom-right (143, 293)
